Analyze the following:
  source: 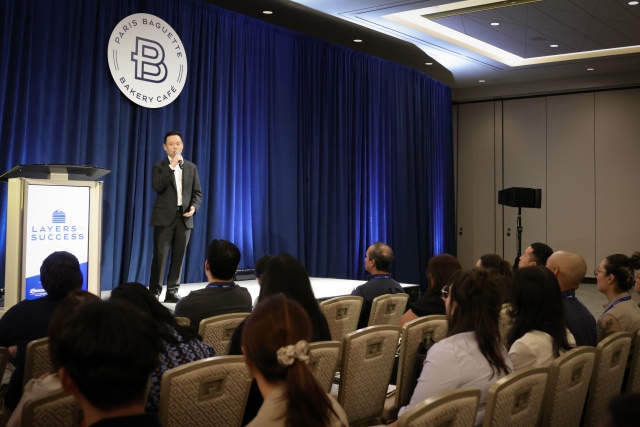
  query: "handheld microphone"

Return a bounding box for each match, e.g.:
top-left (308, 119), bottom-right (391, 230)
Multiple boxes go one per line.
top-left (174, 150), bottom-right (183, 169)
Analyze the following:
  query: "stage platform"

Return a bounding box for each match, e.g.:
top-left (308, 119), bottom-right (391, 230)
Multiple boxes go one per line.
top-left (100, 277), bottom-right (420, 310)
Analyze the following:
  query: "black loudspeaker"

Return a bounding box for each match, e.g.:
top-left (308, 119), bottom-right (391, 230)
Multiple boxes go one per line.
top-left (498, 187), bottom-right (542, 209)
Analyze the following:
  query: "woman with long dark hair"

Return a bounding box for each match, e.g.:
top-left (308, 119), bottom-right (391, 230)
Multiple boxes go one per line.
top-left (109, 282), bottom-right (215, 412)
top-left (398, 254), bottom-right (462, 327)
top-left (596, 252), bottom-right (640, 342)
top-left (242, 294), bottom-right (347, 427)
top-left (392, 268), bottom-right (512, 427)
top-left (506, 266), bottom-right (575, 370)
top-left (477, 254), bottom-right (514, 287)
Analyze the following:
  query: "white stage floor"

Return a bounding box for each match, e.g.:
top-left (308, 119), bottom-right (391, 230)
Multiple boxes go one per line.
top-left (101, 277), bottom-right (419, 309)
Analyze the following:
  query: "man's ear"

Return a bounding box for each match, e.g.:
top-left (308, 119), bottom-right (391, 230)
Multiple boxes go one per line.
top-left (59, 367), bottom-right (79, 397)
top-left (551, 266), bottom-right (560, 276)
top-left (205, 260), bottom-right (210, 272)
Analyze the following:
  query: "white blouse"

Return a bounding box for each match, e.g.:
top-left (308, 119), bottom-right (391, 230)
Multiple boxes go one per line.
top-left (508, 329), bottom-right (576, 371)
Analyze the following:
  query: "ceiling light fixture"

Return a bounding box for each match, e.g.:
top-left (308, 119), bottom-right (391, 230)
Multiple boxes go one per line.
top-left (629, 1), bottom-right (639, 5)
top-left (491, 22), bottom-right (500, 26)
top-left (425, 62), bottom-right (433, 65)
top-left (354, 39), bottom-right (363, 42)
top-left (479, 80), bottom-right (485, 82)
top-left (550, 44), bottom-right (558, 47)
top-left (587, 68), bottom-right (594, 70)
top-left (263, 11), bottom-right (273, 14)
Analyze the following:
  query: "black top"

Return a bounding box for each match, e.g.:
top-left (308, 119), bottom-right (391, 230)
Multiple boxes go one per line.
top-left (351, 277), bottom-right (405, 329)
top-left (410, 290), bottom-right (446, 317)
top-left (561, 289), bottom-right (597, 347)
top-left (91, 414), bottom-right (162, 427)
top-left (173, 284), bottom-right (252, 333)
top-left (0, 295), bottom-right (62, 410)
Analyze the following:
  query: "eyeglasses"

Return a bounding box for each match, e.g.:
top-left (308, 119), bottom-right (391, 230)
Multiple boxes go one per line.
top-left (441, 285), bottom-right (450, 298)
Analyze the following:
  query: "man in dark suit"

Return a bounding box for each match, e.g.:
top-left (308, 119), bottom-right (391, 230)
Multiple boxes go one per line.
top-left (149, 131), bottom-right (202, 302)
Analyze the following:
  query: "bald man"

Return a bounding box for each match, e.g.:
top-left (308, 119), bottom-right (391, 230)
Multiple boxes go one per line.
top-left (546, 251), bottom-right (597, 346)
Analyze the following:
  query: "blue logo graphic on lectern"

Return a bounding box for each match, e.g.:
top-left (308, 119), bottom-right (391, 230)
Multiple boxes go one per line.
top-left (52, 210), bottom-right (66, 224)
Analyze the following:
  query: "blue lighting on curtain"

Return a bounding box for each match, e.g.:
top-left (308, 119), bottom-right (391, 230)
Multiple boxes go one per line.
top-left (0, 0), bottom-right (455, 293)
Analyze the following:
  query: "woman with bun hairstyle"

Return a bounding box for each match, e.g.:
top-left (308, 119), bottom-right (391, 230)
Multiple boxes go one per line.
top-left (477, 254), bottom-right (514, 288)
top-left (596, 252), bottom-right (640, 342)
top-left (242, 294), bottom-right (348, 427)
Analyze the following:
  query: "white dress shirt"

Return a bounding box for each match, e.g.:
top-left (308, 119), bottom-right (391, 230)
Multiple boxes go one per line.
top-left (508, 329), bottom-right (576, 371)
top-left (399, 331), bottom-right (513, 426)
top-left (168, 156), bottom-right (183, 207)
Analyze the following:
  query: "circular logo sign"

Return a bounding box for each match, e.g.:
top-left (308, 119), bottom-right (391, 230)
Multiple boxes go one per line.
top-left (107, 13), bottom-right (187, 108)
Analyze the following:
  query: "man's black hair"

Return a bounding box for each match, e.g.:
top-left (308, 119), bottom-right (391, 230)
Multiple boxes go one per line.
top-left (40, 251), bottom-right (83, 299)
top-left (207, 239), bottom-right (241, 281)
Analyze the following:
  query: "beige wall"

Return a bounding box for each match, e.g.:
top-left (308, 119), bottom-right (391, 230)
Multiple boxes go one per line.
top-left (455, 88), bottom-right (640, 275)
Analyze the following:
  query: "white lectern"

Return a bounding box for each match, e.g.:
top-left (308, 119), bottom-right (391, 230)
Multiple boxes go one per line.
top-left (1, 164), bottom-right (110, 312)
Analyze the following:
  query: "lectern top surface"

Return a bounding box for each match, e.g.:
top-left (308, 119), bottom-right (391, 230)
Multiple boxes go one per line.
top-left (0, 164), bottom-right (111, 181)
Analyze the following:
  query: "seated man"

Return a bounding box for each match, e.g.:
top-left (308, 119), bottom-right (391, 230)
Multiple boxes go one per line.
top-left (518, 242), bottom-right (553, 268)
top-left (351, 242), bottom-right (405, 329)
top-left (0, 251), bottom-right (83, 411)
top-left (55, 300), bottom-right (162, 426)
top-left (546, 251), bottom-right (597, 347)
top-left (174, 239), bottom-right (252, 332)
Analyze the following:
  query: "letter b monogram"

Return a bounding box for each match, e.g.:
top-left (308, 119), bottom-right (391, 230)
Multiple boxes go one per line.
top-left (131, 37), bottom-right (167, 83)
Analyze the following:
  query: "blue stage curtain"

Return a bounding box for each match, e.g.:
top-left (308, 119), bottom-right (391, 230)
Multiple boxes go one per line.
top-left (0, 0), bottom-right (454, 292)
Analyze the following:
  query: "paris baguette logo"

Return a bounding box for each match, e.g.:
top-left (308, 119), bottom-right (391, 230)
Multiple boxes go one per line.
top-left (107, 13), bottom-right (187, 109)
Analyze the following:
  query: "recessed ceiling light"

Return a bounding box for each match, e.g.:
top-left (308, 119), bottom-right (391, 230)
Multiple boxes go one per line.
top-left (354, 39), bottom-right (362, 43)
top-left (550, 44), bottom-right (559, 47)
top-left (587, 68), bottom-right (595, 71)
top-left (479, 80), bottom-right (485, 82)
top-left (263, 11), bottom-right (273, 14)
top-left (491, 22), bottom-right (500, 26)
top-left (425, 62), bottom-right (433, 65)
top-left (629, 1), bottom-right (639, 5)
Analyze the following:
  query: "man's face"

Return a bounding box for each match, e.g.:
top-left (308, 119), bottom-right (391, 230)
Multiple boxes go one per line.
top-left (164, 135), bottom-right (184, 158)
top-left (519, 246), bottom-right (536, 268)
top-left (364, 245), bottom-right (374, 273)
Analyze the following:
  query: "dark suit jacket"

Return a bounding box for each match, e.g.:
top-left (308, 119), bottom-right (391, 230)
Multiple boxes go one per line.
top-left (150, 158), bottom-right (202, 228)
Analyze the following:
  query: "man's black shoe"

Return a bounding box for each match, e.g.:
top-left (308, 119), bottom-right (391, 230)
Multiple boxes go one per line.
top-left (164, 292), bottom-right (182, 303)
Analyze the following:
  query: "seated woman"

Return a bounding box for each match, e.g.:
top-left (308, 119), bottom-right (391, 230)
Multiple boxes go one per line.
top-left (398, 254), bottom-right (461, 327)
top-left (506, 266), bottom-right (575, 371)
top-left (477, 254), bottom-right (514, 290)
top-left (391, 269), bottom-right (512, 427)
top-left (229, 253), bottom-right (331, 425)
top-left (6, 290), bottom-right (99, 427)
top-left (242, 294), bottom-right (348, 427)
top-left (596, 252), bottom-right (640, 342)
top-left (109, 282), bottom-right (215, 412)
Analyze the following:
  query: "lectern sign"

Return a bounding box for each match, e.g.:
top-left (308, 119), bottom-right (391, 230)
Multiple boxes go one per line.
top-left (23, 185), bottom-right (90, 299)
top-left (107, 13), bottom-right (188, 108)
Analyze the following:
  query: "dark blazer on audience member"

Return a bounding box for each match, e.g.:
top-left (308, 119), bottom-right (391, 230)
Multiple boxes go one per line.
top-left (351, 277), bottom-right (405, 329)
top-left (409, 290), bottom-right (446, 317)
top-left (561, 289), bottom-right (597, 347)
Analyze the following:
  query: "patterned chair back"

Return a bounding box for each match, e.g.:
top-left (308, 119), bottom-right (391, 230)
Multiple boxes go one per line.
top-left (24, 337), bottom-right (52, 387)
top-left (368, 294), bottom-right (409, 327)
top-left (319, 296), bottom-right (363, 341)
top-left (482, 366), bottom-right (549, 427)
top-left (308, 341), bottom-right (341, 392)
top-left (174, 317), bottom-right (191, 327)
top-left (540, 346), bottom-right (596, 427)
top-left (583, 332), bottom-right (632, 427)
top-left (338, 325), bottom-right (401, 425)
top-left (625, 330), bottom-right (640, 393)
top-left (22, 388), bottom-right (82, 427)
top-left (0, 347), bottom-right (9, 382)
top-left (198, 313), bottom-right (249, 356)
top-left (398, 388), bottom-right (481, 427)
top-left (159, 355), bottom-right (251, 427)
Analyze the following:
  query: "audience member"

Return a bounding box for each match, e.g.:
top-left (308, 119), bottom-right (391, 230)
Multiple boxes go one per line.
top-left (109, 282), bottom-right (215, 412)
top-left (518, 242), bottom-right (553, 268)
top-left (392, 269), bottom-right (512, 427)
top-left (6, 290), bottom-right (99, 427)
top-left (242, 294), bottom-right (348, 427)
top-left (229, 253), bottom-right (331, 426)
top-left (174, 239), bottom-right (252, 331)
top-left (0, 251), bottom-right (83, 411)
top-left (351, 242), bottom-right (404, 329)
top-left (253, 254), bottom-right (274, 306)
top-left (546, 251), bottom-right (597, 346)
top-left (507, 267), bottom-right (575, 370)
top-left (54, 300), bottom-right (162, 426)
top-left (596, 252), bottom-right (640, 342)
top-left (603, 393), bottom-right (640, 427)
top-left (398, 254), bottom-right (461, 327)
top-left (476, 254), bottom-right (514, 292)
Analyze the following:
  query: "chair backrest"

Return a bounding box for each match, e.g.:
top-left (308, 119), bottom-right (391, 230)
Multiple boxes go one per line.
top-left (174, 317), bottom-right (191, 327)
top-left (395, 315), bottom-right (447, 411)
top-left (498, 306), bottom-right (512, 345)
top-left (338, 325), bottom-right (401, 425)
top-left (368, 294), bottom-right (409, 327)
top-left (0, 347), bottom-right (10, 383)
top-left (625, 330), bottom-right (640, 393)
top-left (23, 337), bottom-right (52, 388)
top-left (540, 346), bottom-right (596, 427)
top-left (398, 388), bottom-right (481, 427)
top-left (583, 332), bottom-right (633, 427)
top-left (198, 313), bottom-right (249, 356)
top-left (22, 388), bottom-right (82, 427)
top-left (308, 341), bottom-right (341, 393)
top-left (159, 355), bottom-right (252, 427)
top-left (482, 366), bottom-right (549, 427)
top-left (319, 296), bottom-right (363, 341)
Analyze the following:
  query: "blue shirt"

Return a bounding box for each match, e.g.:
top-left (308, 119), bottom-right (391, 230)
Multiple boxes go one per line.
top-left (351, 276), bottom-right (405, 329)
top-left (561, 290), bottom-right (597, 347)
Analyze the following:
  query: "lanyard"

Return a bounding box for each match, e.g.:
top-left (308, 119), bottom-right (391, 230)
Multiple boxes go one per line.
top-left (205, 283), bottom-right (236, 289)
top-left (369, 275), bottom-right (391, 280)
top-left (602, 296), bottom-right (632, 315)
